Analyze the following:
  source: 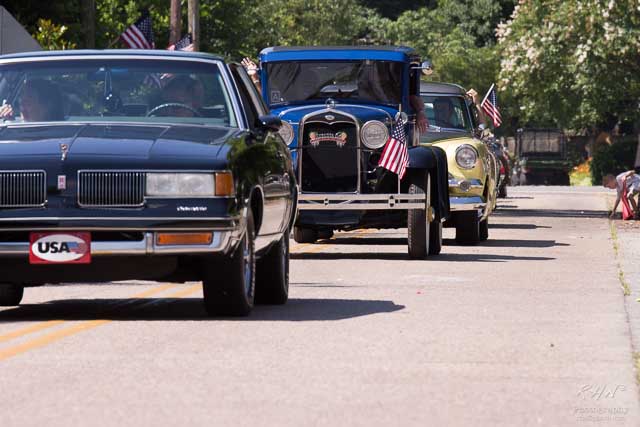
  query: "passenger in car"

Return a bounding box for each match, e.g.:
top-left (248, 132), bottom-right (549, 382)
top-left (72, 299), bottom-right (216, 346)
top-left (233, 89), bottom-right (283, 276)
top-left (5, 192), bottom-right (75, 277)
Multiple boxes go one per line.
top-left (0, 79), bottom-right (64, 122)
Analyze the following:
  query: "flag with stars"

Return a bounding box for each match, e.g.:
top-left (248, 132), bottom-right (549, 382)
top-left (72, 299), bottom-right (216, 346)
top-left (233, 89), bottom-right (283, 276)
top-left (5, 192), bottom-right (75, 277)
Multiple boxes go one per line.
top-left (378, 114), bottom-right (409, 179)
top-left (480, 84), bottom-right (502, 127)
top-left (120, 11), bottom-right (154, 49)
top-left (168, 33), bottom-right (194, 52)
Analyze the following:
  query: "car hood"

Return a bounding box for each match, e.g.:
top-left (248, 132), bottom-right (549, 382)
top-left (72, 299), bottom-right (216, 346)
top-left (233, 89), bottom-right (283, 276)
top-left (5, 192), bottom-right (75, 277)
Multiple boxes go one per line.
top-left (0, 123), bottom-right (241, 170)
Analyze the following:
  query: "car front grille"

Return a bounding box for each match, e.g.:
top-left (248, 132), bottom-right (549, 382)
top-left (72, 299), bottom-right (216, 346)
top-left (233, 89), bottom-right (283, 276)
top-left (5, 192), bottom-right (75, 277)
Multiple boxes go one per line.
top-left (0, 171), bottom-right (46, 207)
top-left (300, 114), bottom-right (358, 193)
top-left (78, 171), bottom-right (145, 207)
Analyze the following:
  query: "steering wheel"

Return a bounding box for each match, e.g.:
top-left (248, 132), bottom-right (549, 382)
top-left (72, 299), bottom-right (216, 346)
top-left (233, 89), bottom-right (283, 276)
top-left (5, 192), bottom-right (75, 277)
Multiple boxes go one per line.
top-left (146, 102), bottom-right (202, 117)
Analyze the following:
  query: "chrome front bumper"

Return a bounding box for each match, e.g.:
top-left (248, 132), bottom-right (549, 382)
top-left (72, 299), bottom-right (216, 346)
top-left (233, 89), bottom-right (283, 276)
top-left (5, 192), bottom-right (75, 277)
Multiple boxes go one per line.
top-left (0, 231), bottom-right (235, 256)
top-left (448, 177), bottom-right (486, 212)
top-left (298, 193), bottom-right (427, 210)
top-left (449, 196), bottom-right (486, 212)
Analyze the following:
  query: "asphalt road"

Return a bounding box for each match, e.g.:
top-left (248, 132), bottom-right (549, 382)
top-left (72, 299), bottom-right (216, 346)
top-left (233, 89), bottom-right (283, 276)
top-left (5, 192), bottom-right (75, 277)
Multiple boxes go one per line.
top-left (0, 186), bottom-right (638, 426)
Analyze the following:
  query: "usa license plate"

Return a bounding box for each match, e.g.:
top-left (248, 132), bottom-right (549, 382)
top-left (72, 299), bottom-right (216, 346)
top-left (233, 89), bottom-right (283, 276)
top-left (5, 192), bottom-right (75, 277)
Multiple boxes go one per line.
top-left (29, 232), bottom-right (91, 264)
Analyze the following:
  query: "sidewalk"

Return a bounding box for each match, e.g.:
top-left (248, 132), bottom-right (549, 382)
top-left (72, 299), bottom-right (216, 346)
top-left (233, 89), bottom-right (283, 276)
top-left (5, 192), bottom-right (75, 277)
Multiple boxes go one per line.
top-left (614, 220), bottom-right (640, 386)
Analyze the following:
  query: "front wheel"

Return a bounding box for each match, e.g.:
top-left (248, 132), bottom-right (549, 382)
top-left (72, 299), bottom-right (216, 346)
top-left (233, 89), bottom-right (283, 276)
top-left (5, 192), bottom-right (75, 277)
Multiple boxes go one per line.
top-left (479, 217), bottom-right (489, 241)
top-left (455, 211), bottom-right (480, 245)
top-left (255, 229), bottom-right (289, 305)
top-left (0, 284), bottom-right (23, 306)
top-left (202, 210), bottom-right (255, 316)
top-left (293, 227), bottom-right (317, 244)
top-left (408, 173), bottom-right (441, 259)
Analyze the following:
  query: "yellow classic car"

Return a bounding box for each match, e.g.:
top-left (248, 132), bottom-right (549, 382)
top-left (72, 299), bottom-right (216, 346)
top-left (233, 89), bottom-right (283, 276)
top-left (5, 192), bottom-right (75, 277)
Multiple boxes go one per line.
top-left (420, 82), bottom-right (498, 244)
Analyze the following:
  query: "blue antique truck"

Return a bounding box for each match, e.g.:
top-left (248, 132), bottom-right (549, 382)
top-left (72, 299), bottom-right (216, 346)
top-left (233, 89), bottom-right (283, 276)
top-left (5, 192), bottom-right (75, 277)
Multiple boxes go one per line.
top-left (259, 46), bottom-right (449, 259)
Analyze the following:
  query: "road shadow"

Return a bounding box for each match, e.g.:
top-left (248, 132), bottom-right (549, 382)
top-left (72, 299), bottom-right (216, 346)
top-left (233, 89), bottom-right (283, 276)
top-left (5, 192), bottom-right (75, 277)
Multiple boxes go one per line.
top-left (490, 223), bottom-right (552, 230)
top-left (477, 239), bottom-right (569, 248)
top-left (291, 251), bottom-right (554, 262)
top-left (310, 237), bottom-right (408, 246)
top-left (291, 251), bottom-right (408, 260)
top-left (0, 297), bottom-right (404, 322)
top-left (494, 208), bottom-right (608, 219)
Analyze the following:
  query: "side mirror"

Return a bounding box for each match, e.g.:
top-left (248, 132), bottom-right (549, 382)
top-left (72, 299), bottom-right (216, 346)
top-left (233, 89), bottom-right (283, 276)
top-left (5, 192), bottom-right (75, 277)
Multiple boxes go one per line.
top-left (257, 114), bottom-right (282, 132)
top-left (411, 60), bottom-right (434, 76)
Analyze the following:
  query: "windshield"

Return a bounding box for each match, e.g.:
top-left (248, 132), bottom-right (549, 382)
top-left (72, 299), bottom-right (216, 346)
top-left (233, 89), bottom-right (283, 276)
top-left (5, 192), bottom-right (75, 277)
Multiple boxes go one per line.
top-left (0, 58), bottom-right (238, 127)
top-left (421, 95), bottom-right (472, 132)
top-left (265, 60), bottom-right (403, 106)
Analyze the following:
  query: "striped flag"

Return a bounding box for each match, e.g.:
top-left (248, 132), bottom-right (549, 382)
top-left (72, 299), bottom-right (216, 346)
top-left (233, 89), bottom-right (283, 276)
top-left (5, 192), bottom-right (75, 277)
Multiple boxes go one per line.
top-left (120, 11), bottom-right (154, 49)
top-left (480, 84), bottom-right (502, 127)
top-left (168, 33), bottom-right (194, 52)
top-left (378, 114), bottom-right (409, 179)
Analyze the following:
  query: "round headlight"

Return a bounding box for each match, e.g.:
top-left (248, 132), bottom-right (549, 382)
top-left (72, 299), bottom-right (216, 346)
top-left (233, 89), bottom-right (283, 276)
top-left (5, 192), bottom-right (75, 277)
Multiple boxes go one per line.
top-left (455, 145), bottom-right (478, 169)
top-left (361, 120), bottom-right (389, 150)
top-left (278, 121), bottom-right (294, 145)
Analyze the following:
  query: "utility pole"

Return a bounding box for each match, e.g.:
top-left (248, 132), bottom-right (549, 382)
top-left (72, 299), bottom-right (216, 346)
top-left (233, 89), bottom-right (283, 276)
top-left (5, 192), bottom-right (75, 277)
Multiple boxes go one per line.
top-left (81, 0), bottom-right (96, 48)
top-left (169, 0), bottom-right (181, 45)
top-left (187, 0), bottom-right (199, 51)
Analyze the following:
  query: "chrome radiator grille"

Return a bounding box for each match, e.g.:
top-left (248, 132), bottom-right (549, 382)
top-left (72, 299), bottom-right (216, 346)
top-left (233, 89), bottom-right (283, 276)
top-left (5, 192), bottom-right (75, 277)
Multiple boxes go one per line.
top-left (0, 171), bottom-right (46, 207)
top-left (78, 171), bottom-right (145, 207)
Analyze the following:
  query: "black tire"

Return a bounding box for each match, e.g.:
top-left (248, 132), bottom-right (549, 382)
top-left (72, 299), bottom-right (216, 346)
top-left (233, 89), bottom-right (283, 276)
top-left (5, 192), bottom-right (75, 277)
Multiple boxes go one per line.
top-left (498, 183), bottom-right (508, 198)
top-left (255, 229), bottom-right (289, 305)
top-left (202, 211), bottom-right (255, 317)
top-left (429, 208), bottom-right (443, 255)
top-left (408, 174), bottom-right (440, 259)
top-left (317, 229), bottom-right (334, 240)
top-left (0, 284), bottom-right (23, 306)
top-left (479, 217), bottom-right (489, 241)
top-left (293, 227), bottom-right (317, 244)
top-left (455, 211), bottom-right (480, 245)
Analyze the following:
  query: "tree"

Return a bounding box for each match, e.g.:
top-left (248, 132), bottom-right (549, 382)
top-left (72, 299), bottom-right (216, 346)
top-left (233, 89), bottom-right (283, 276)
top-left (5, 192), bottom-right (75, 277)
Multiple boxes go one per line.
top-left (497, 0), bottom-right (640, 130)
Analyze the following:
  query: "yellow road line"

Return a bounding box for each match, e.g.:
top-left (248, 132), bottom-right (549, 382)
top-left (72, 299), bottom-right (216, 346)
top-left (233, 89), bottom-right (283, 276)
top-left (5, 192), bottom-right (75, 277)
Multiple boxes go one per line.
top-left (0, 283), bottom-right (201, 362)
top-left (0, 282), bottom-right (182, 356)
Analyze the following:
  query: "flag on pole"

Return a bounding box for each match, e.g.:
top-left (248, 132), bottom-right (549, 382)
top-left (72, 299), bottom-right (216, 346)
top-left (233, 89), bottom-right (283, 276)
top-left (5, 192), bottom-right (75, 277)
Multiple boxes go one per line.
top-left (120, 11), bottom-right (154, 49)
top-left (167, 33), bottom-right (194, 52)
top-left (480, 84), bottom-right (502, 127)
top-left (378, 114), bottom-right (410, 179)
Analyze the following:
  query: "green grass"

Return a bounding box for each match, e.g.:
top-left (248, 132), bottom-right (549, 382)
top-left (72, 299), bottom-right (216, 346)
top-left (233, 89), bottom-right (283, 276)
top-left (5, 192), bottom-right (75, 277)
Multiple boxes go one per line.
top-left (609, 220), bottom-right (631, 296)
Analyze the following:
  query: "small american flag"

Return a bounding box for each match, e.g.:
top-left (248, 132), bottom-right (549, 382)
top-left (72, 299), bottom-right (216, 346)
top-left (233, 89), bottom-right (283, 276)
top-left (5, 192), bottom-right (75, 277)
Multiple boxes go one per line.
top-left (120, 11), bottom-right (154, 49)
top-left (378, 114), bottom-right (409, 179)
top-left (480, 84), bottom-right (502, 127)
top-left (168, 33), bottom-right (194, 52)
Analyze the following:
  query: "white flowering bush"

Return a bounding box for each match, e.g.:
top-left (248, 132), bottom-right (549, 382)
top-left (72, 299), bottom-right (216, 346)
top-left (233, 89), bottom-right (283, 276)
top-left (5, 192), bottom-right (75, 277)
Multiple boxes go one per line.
top-left (498, 0), bottom-right (640, 129)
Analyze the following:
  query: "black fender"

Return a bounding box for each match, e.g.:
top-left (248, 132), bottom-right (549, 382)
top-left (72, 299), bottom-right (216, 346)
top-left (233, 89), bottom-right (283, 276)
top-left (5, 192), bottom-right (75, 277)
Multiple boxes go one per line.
top-left (405, 145), bottom-right (450, 220)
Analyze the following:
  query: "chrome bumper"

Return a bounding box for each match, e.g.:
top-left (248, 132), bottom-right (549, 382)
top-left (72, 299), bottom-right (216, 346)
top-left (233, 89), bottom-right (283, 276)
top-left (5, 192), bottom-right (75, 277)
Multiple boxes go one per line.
top-left (449, 196), bottom-right (486, 212)
top-left (0, 231), bottom-right (233, 256)
top-left (298, 193), bottom-right (427, 210)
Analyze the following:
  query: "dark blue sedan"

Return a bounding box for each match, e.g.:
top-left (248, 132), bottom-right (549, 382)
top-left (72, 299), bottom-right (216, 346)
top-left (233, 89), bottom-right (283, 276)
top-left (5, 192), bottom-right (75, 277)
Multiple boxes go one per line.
top-left (0, 50), bottom-right (296, 316)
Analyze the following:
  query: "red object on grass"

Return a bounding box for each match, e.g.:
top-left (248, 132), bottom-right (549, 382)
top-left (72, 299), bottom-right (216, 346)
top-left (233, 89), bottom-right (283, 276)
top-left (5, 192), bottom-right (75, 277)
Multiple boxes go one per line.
top-left (621, 182), bottom-right (634, 220)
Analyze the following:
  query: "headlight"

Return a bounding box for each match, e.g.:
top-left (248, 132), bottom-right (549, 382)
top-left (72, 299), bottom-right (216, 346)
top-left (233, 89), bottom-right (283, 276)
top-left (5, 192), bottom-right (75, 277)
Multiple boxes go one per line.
top-left (455, 145), bottom-right (478, 169)
top-left (278, 121), bottom-right (294, 145)
top-left (146, 173), bottom-right (215, 197)
top-left (361, 120), bottom-right (389, 149)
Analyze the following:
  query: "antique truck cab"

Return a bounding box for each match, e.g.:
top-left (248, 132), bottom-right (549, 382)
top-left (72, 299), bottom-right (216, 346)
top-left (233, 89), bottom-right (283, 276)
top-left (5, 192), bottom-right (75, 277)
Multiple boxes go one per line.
top-left (259, 46), bottom-right (449, 258)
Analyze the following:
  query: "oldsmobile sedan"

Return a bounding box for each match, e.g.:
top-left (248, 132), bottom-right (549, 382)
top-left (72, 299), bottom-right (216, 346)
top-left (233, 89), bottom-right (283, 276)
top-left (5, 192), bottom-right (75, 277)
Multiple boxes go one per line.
top-left (420, 82), bottom-right (497, 244)
top-left (0, 50), bottom-right (296, 316)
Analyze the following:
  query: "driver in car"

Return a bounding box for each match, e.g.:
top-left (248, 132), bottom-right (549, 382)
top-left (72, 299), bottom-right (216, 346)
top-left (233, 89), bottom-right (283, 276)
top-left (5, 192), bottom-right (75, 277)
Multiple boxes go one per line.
top-left (154, 75), bottom-right (204, 117)
top-left (432, 97), bottom-right (463, 129)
